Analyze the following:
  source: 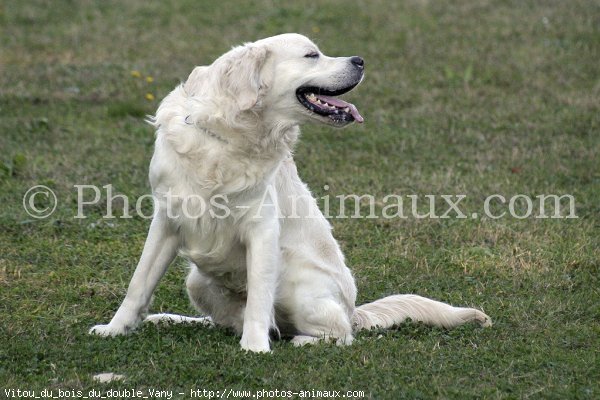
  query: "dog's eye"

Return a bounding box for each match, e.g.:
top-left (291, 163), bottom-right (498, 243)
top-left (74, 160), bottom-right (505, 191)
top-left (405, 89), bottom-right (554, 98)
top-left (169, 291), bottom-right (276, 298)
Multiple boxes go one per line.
top-left (304, 52), bottom-right (319, 59)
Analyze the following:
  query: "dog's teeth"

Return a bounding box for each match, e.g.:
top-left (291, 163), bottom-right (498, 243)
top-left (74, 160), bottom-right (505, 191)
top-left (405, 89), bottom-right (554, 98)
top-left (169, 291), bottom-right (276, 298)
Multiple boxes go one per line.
top-left (344, 107), bottom-right (350, 112)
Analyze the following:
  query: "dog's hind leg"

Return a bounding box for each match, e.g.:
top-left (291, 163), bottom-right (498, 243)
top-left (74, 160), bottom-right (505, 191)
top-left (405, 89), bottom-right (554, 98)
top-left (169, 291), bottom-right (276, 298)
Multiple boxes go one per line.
top-left (185, 266), bottom-right (246, 334)
top-left (289, 298), bottom-right (354, 347)
top-left (144, 266), bottom-right (245, 332)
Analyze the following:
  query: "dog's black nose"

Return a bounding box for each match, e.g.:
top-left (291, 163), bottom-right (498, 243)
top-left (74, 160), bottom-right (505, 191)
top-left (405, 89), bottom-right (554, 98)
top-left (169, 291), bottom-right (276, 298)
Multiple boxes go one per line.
top-left (350, 56), bottom-right (365, 69)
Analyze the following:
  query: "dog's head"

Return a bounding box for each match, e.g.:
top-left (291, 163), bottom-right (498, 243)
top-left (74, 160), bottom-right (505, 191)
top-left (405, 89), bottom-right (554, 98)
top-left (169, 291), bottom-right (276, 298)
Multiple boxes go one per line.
top-left (185, 33), bottom-right (364, 128)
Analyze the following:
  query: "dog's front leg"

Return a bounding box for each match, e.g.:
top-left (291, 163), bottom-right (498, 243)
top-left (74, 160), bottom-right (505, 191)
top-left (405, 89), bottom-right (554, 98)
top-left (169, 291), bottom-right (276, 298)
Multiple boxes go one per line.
top-left (89, 213), bottom-right (178, 336)
top-left (240, 219), bottom-right (280, 353)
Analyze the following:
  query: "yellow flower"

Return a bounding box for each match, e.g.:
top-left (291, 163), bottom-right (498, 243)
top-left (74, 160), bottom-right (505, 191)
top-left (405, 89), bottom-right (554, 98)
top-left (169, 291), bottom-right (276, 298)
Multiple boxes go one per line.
top-left (131, 70), bottom-right (142, 78)
top-left (145, 93), bottom-right (155, 101)
top-left (146, 76), bottom-right (154, 83)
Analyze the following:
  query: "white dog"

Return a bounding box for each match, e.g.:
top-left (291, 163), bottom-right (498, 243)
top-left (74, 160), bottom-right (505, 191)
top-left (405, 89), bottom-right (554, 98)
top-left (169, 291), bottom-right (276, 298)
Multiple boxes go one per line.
top-left (90, 34), bottom-right (491, 352)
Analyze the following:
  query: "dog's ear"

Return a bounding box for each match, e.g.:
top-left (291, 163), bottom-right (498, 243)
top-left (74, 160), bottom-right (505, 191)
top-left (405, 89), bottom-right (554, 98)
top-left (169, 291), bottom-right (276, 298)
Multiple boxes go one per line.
top-left (221, 44), bottom-right (270, 111)
top-left (184, 66), bottom-right (209, 96)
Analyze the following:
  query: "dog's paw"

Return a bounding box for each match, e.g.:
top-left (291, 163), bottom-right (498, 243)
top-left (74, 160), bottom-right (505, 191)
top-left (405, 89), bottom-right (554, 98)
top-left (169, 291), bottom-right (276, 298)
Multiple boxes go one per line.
top-left (240, 341), bottom-right (271, 353)
top-left (291, 335), bottom-right (321, 347)
top-left (240, 333), bottom-right (271, 353)
top-left (144, 313), bottom-right (214, 326)
top-left (89, 323), bottom-right (129, 337)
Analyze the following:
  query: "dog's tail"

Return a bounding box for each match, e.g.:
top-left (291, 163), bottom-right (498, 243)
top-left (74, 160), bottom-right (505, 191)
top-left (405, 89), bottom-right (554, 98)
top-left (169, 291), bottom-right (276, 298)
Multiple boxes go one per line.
top-left (352, 294), bottom-right (491, 331)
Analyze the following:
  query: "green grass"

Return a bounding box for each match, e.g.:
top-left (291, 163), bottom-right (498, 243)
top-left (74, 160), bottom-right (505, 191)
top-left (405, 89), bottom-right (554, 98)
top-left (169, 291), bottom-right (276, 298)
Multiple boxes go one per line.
top-left (1, 0), bottom-right (599, 398)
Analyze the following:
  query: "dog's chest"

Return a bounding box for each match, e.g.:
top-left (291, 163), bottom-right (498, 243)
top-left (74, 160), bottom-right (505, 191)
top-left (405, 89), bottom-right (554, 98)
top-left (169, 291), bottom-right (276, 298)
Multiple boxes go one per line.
top-left (177, 207), bottom-right (245, 264)
top-left (168, 182), bottom-right (268, 287)
top-left (150, 138), bottom-right (281, 289)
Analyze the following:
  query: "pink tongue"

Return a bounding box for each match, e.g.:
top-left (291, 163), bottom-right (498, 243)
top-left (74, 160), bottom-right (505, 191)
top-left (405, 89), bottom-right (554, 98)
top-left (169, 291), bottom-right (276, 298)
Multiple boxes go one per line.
top-left (316, 94), bottom-right (364, 123)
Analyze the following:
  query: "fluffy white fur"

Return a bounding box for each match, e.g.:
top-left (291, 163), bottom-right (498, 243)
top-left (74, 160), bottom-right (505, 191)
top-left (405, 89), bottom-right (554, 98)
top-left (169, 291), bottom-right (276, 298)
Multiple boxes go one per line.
top-left (90, 34), bottom-right (491, 352)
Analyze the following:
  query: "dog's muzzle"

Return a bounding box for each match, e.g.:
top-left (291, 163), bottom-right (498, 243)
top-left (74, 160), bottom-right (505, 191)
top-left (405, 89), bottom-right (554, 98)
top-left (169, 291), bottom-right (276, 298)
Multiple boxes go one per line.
top-left (296, 57), bottom-right (365, 124)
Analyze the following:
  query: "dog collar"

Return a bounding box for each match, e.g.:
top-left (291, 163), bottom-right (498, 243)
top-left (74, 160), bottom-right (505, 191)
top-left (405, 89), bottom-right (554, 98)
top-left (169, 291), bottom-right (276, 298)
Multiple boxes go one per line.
top-left (184, 115), bottom-right (229, 144)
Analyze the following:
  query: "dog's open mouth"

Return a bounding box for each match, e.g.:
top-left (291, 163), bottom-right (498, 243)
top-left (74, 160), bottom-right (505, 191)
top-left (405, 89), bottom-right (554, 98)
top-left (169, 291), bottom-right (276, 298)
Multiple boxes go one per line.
top-left (296, 85), bottom-right (364, 124)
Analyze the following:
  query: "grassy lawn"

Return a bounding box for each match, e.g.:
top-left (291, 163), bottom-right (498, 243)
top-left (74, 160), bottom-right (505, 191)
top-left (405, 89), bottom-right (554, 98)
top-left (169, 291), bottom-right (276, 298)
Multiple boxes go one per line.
top-left (1, 0), bottom-right (598, 398)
